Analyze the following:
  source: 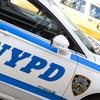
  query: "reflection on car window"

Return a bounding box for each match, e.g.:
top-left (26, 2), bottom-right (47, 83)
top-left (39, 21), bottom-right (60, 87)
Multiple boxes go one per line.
top-left (61, 0), bottom-right (86, 13)
top-left (9, 0), bottom-right (60, 40)
top-left (90, 4), bottom-right (100, 19)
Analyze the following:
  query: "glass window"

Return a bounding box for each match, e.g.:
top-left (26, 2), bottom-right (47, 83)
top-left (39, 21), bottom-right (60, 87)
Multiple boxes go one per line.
top-left (90, 4), bottom-right (100, 20)
top-left (1, 0), bottom-right (60, 40)
top-left (61, 0), bottom-right (86, 13)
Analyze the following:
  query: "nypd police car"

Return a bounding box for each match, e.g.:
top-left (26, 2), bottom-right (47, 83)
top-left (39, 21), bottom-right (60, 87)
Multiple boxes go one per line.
top-left (0, 0), bottom-right (100, 100)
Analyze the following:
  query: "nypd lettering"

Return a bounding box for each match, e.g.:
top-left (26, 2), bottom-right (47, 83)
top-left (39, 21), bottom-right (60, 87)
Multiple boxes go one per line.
top-left (0, 44), bottom-right (65, 81)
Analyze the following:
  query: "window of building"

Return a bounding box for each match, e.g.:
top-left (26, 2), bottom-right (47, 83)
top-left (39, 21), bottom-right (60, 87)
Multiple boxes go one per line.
top-left (61, 0), bottom-right (86, 13)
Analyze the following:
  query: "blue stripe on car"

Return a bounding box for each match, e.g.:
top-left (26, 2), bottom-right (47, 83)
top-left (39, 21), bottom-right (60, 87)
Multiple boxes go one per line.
top-left (0, 74), bottom-right (66, 100)
top-left (71, 54), bottom-right (100, 72)
top-left (0, 22), bottom-right (57, 53)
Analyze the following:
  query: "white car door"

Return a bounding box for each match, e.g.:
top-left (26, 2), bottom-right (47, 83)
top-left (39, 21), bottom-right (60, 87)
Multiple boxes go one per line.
top-left (0, 20), bottom-right (77, 100)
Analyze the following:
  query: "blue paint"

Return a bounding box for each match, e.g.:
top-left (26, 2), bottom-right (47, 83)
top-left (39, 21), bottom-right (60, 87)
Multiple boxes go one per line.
top-left (20, 56), bottom-right (47, 73)
top-left (0, 44), bottom-right (65, 81)
top-left (0, 74), bottom-right (66, 100)
top-left (0, 44), bottom-right (11, 56)
top-left (0, 22), bottom-right (57, 53)
top-left (71, 54), bottom-right (100, 72)
top-left (5, 48), bottom-right (31, 67)
top-left (39, 63), bottom-right (65, 81)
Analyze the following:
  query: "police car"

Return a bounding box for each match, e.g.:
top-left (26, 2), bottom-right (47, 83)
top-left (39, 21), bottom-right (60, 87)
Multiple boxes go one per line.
top-left (0, 0), bottom-right (100, 100)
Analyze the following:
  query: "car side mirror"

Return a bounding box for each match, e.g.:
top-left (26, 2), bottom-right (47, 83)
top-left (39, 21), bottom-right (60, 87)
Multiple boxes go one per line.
top-left (52, 35), bottom-right (70, 54)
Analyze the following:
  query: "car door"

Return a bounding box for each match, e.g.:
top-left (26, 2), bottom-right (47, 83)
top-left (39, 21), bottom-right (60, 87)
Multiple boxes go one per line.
top-left (0, 0), bottom-right (78, 99)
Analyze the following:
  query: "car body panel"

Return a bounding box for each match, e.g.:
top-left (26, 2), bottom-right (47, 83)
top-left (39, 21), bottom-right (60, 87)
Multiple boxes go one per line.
top-left (0, 20), bottom-right (77, 100)
top-left (0, 0), bottom-right (100, 100)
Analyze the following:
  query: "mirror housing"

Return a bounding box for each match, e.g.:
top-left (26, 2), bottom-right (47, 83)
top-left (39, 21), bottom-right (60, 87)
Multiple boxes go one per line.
top-left (52, 35), bottom-right (70, 53)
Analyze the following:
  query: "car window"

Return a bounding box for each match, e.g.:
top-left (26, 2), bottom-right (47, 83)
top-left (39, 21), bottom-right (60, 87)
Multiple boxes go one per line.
top-left (90, 4), bottom-right (100, 20)
top-left (1, 0), bottom-right (60, 40)
top-left (61, 0), bottom-right (86, 13)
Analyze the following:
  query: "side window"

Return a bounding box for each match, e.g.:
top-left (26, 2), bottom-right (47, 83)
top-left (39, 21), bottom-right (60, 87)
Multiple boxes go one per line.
top-left (1, 0), bottom-right (59, 40)
top-left (90, 4), bottom-right (100, 20)
top-left (61, 0), bottom-right (86, 13)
